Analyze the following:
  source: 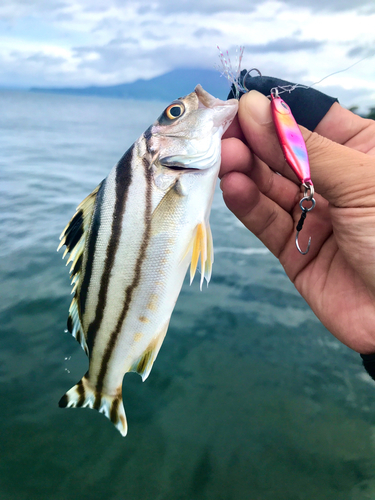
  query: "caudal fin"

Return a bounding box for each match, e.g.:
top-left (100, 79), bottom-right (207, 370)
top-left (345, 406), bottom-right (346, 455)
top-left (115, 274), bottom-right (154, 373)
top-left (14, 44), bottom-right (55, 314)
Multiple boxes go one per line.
top-left (58, 376), bottom-right (127, 436)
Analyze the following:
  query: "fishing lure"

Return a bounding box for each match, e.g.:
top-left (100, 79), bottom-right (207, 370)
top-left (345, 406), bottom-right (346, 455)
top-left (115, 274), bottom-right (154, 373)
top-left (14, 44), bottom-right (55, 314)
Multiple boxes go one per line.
top-left (218, 47), bottom-right (317, 254)
top-left (270, 87), bottom-right (315, 254)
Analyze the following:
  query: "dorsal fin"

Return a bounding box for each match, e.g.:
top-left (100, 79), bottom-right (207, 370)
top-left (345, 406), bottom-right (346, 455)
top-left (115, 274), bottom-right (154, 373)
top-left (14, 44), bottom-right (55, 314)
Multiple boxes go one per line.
top-left (58, 182), bottom-right (102, 353)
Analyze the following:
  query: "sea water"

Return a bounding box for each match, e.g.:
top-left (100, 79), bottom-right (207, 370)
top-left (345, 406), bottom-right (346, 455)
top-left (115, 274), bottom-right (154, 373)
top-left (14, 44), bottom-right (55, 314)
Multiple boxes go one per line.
top-left (1, 89), bottom-right (375, 500)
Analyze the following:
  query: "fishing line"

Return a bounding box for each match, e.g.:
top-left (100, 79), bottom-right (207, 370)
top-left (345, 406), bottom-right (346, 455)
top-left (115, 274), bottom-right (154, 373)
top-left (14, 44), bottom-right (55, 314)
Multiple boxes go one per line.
top-left (217, 46), bottom-right (375, 99)
top-left (308, 53), bottom-right (375, 88)
top-left (268, 52), bottom-right (375, 98)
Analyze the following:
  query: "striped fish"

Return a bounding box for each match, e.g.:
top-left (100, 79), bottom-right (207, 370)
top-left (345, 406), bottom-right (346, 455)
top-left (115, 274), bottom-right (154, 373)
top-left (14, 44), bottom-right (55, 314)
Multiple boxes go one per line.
top-left (58, 85), bottom-right (238, 436)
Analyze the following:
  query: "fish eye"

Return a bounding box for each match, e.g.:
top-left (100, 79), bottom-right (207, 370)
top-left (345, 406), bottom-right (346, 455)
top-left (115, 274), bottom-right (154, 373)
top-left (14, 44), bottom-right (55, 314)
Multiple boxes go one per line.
top-left (165, 103), bottom-right (185, 120)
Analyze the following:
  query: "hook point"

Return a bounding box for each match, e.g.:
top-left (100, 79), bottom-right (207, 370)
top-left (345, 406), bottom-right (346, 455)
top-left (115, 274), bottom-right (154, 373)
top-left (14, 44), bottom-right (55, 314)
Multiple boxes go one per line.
top-left (296, 232), bottom-right (311, 255)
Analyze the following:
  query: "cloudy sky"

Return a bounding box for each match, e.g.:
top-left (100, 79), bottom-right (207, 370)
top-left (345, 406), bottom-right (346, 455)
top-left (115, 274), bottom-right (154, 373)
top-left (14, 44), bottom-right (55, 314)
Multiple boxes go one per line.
top-left (1, 0), bottom-right (374, 109)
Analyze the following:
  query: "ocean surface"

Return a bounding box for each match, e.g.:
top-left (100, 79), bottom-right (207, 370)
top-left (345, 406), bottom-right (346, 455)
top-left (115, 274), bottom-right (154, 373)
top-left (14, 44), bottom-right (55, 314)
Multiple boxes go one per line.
top-left (1, 89), bottom-right (375, 500)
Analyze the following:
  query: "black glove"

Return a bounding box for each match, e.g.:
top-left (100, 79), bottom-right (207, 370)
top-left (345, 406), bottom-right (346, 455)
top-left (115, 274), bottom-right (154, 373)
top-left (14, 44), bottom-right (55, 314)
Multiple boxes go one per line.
top-left (227, 69), bottom-right (338, 131)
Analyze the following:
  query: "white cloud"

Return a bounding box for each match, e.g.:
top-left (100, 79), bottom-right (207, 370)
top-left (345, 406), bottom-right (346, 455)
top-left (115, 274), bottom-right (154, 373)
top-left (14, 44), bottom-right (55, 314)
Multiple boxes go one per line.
top-left (0, 0), bottom-right (374, 112)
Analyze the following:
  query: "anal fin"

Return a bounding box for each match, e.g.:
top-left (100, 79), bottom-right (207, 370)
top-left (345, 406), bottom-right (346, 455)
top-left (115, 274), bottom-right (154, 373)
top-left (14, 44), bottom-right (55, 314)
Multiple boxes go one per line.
top-left (130, 322), bottom-right (169, 382)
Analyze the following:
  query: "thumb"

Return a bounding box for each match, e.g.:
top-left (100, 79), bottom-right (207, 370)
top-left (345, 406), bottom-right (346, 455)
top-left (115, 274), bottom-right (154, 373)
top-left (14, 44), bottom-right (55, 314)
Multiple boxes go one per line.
top-left (239, 90), bottom-right (375, 208)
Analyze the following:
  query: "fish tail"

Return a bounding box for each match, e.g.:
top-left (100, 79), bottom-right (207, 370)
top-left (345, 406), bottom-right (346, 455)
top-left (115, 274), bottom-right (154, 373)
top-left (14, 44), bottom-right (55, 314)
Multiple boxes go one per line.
top-left (58, 376), bottom-right (127, 436)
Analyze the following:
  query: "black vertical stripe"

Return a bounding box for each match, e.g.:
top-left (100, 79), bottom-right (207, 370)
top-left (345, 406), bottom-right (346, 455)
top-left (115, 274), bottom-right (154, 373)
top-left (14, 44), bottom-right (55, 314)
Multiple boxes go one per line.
top-left (79, 180), bottom-right (105, 317)
top-left (64, 210), bottom-right (84, 252)
top-left (76, 379), bottom-right (86, 407)
top-left (110, 397), bottom-right (120, 424)
top-left (94, 155), bottom-right (153, 401)
top-left (86, 145), bottom-right (134, 355)
top-left (143, 127), bottom-right (152, 153)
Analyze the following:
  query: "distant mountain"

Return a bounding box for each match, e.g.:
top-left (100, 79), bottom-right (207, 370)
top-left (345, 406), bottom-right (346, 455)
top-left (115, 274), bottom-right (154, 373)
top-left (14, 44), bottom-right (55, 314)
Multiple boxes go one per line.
top-left (30, 68), bottom-right (231, 101)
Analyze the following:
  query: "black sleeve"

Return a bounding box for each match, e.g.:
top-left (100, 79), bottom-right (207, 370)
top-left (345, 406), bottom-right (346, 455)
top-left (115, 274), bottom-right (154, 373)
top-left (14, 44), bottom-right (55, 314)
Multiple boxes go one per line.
top-left (227, 70), bottom-right (338, 131)
top-left (360, 353), bottom-right (375, 381)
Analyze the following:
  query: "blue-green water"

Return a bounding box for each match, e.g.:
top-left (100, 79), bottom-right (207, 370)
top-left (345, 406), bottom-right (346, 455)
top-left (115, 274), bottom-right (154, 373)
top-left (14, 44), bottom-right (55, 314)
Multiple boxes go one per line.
top-left (1, 89), bottom-right (375, 500)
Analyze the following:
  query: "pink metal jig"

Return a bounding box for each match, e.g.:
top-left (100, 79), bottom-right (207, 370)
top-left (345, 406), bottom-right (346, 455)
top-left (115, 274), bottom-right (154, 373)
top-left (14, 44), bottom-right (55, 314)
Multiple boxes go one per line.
top-left (270, 88), bottom-right (315, 254)
top-left (270, 88), bottom-right (311, 185)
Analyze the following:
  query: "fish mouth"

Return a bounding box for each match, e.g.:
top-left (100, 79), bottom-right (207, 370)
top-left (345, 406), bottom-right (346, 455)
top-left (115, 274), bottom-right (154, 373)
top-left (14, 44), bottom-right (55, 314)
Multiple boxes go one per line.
top-left (159, 159), bottom-right (200, 171)
top-left (194, 84), bottom-right (238, 131)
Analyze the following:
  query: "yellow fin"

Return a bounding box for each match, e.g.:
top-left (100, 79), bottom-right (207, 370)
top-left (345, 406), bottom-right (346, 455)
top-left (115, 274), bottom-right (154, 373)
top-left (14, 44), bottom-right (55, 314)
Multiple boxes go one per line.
top-left (189, 221), bottom-right (214, 290)
top-left (130, 322), bottom-right (169, 382)
top-left (204, 223), bottom-right (214, 284)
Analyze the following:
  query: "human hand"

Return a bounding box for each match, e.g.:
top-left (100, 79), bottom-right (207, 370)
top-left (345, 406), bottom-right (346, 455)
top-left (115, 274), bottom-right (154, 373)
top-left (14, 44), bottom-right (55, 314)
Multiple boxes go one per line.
top-left (220, 90), bottom-right (375, 353)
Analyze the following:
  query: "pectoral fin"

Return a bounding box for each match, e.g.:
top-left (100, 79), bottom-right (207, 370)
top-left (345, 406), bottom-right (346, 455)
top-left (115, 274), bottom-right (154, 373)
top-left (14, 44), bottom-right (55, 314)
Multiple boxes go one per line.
top-left (189, 221), bottom-right (214, 290)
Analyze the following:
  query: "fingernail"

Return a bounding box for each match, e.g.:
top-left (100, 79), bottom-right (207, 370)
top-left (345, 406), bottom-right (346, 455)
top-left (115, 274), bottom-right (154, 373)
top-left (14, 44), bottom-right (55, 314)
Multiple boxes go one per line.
top-left (241, 90), bottom-right (272, 125)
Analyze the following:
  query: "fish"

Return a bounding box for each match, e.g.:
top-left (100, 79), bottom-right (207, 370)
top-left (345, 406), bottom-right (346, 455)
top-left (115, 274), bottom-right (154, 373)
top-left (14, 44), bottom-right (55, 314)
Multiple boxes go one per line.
top-left (57, 85), bottom-right (238, 436)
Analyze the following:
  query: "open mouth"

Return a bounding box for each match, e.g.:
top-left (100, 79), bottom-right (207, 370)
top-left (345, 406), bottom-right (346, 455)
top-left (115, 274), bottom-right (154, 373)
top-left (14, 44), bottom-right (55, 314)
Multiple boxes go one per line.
top-left (160, 156), bottom-right (201, 171)
top-left (163, 164), bottom-right (199, 172)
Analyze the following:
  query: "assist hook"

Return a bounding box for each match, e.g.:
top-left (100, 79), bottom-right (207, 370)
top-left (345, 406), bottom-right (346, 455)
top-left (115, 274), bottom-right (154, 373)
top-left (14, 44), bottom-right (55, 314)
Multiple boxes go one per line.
top-left (295, 183), bottom-right (315, 255)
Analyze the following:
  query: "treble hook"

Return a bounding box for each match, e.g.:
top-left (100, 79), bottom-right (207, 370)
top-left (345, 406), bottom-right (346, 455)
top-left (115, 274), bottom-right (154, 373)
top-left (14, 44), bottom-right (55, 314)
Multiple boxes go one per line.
top-left (295, 184), bottom-right (316, 255)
